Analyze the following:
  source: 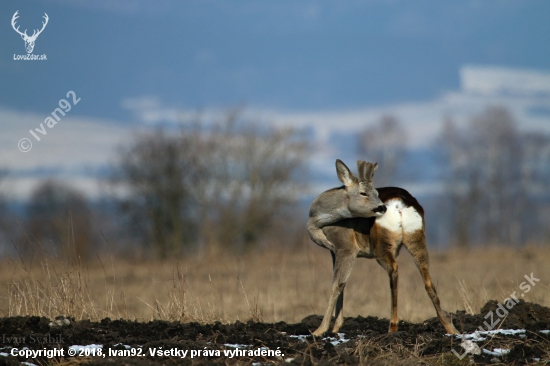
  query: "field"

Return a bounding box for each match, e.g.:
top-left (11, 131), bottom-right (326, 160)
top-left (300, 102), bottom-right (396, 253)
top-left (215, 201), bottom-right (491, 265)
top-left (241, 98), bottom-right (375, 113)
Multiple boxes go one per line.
top-left (1, 244), bottom-right (549, 364)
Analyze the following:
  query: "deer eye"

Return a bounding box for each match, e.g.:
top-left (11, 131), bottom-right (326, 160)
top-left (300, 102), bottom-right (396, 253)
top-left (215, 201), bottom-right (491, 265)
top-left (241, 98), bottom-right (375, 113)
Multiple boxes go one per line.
top-left (360, 192), bottom-right (368, 197)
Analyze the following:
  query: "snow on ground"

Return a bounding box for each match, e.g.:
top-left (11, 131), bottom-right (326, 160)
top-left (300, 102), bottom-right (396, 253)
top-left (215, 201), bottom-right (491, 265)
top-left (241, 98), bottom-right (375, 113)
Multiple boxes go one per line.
top-left (449, 328), bottom-right (526, 341)
top-left (289, 332), bottom-right (350, 346)
top-left (447, 329), bottom-right (550, 359)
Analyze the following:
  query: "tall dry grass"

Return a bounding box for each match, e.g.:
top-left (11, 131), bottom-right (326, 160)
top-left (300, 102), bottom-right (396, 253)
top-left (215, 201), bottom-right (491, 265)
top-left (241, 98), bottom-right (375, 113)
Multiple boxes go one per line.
top-left (1, 242), bottom-right (549, 325)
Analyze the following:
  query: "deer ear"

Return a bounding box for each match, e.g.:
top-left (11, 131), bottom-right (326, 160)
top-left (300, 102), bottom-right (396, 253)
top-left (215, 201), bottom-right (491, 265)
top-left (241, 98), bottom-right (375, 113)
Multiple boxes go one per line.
top-left (336, 159), bottom-right (355, 186)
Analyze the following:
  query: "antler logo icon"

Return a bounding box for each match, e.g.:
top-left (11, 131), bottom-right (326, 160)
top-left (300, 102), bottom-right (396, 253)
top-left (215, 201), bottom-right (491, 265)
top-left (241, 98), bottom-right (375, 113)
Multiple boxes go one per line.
top-left (11, 10), bottom-right (49, 54)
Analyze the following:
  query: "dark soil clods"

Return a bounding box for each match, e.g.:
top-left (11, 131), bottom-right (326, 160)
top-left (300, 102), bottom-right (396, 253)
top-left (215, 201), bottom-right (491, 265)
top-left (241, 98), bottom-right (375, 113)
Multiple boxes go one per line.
top-left (0, 300), bottom-right (548, 365)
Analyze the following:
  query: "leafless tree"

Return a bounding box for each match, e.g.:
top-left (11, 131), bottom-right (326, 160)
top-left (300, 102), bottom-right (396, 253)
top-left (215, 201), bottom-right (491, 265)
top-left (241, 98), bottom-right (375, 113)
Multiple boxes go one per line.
top-left (441, 106), bottom-right (550, 247)
top-left (110, 112), bottom-right (309, 258)
top-left (0, 167), bottom-right (10, 254)
top-left (200, 118), bottom-right (309, 251)
top-left (110, 128), bottom-right (200, 259)
top-left (26, 180), bottom-right (92, 261)
top-left (357, 115), bottom-right (406, 186)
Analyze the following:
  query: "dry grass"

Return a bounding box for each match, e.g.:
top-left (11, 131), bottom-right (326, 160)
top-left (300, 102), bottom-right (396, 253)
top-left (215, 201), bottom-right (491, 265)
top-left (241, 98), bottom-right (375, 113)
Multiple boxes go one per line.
top-left (1, 242), bottom-right (549, 324)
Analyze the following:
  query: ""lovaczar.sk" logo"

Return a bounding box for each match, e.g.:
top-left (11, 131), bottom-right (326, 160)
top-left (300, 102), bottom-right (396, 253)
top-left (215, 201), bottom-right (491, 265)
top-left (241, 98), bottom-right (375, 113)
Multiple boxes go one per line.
top-left (11, 10), bottom-right (48, 61)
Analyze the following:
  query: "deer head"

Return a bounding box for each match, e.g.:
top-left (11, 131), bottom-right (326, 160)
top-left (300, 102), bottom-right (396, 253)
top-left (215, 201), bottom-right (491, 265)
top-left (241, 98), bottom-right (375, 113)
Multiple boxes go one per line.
top-left (12, 11), bottom-right (49, 54)
top-left (335, 159), bottom-right (386, 218)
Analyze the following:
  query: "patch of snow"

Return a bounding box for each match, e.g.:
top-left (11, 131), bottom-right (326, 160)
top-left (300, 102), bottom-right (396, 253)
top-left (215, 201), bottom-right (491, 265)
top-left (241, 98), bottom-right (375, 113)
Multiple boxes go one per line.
top-left (540, 330), bottom-right (550, 334)
top-left (289, 333), bottom-right (349, 346)
top-left (448, 329), bottom-right (525, 341)
top-left (324, 333), bottom-right (350, 346)
top-left (289, 335), bottom-right (309, 342)
top-left (49, 317), bottom-right (71, 328)
top-left (113, 343), bottom-right (131, 350)
top-left (482, 348), bottom-right (510, 357)
top-left (455, 332), bottom-right (487, 341)
top-left (0, 352), bottom-right (9, 357)
top-left (224, 343), bottom-right (252, 349)
top-left (487, 329), bottom-right (525, 336)
top-left (69, 344), bottom-right (103, 352)
top-left (21, 362), bottom-right (38, 366)
top-left (460, 340), bottom-right (481, 355)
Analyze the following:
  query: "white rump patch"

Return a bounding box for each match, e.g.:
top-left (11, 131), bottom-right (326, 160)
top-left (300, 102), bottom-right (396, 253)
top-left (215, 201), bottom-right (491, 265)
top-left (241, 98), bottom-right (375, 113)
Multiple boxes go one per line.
top-left (401, 205), bottom-right (423, 233)
top-left (375, 198), bottom-right (422, 233)
top-left (375, 199), bottom-right (404, 232)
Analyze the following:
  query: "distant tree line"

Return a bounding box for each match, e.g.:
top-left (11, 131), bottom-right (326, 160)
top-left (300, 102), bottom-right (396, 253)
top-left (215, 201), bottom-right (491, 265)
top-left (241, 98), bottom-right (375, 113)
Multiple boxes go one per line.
top-left (0, 106), bottom-right (548, 260)
top-left (0, 112), bottom-right (309, 260)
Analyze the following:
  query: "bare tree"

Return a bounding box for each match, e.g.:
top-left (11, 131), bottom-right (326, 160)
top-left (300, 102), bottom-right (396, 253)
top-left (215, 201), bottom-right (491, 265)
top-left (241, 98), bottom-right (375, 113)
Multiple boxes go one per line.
top-left (0, 167), bottom-right (7, 219)
top-left (440, 117), bottom-right (484, 247)
top-left (110, 128), bottom-right (200, 259)
top-left (441, 106), bottom-right (550, 247)
top-left (357, 115), bottom-right (406, 186)
top-left (110, 112), bottom-right (309, 257)
top-left (202, 119), bottom-right (309, 251)
top-left (26, 180), bottom-right (92, 260)
top-left (0, 167), bottom-right (10, 255)
top-left (521, 132), bottom-right (550, 243)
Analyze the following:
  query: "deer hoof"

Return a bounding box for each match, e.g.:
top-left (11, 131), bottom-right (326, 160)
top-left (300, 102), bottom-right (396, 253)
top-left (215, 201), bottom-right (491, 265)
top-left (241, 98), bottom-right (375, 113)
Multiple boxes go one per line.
top-left (311, 328), bottom-right (325, 337)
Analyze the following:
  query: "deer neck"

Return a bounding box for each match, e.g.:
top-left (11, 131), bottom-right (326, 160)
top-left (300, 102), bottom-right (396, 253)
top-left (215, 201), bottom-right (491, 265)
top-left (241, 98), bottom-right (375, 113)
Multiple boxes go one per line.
top-left (310, 188), bottom-right (352, 227)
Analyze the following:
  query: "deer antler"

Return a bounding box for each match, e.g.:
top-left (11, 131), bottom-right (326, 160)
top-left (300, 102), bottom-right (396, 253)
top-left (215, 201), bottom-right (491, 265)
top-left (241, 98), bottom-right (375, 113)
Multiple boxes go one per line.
top-left (30, 13), bottom-right (49, 40)
top-left (11, 10), bottom-right (28, 38)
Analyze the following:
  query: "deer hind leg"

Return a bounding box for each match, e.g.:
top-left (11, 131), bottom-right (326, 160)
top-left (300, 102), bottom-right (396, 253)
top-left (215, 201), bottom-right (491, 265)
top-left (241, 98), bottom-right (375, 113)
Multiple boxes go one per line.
top-left (376, 252), bottom-right (399, 332)
top-left (312, 249), bottom-right (356, 336)
top-left (404, 232), bottom-right (459, 334)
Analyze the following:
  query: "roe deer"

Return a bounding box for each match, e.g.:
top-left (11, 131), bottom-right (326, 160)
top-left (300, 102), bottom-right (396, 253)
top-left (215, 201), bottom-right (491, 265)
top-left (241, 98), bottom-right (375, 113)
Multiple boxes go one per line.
top-left (310, 160), bottom-right (458, 336)
top-left (307, 159), bottom-right (387, 253)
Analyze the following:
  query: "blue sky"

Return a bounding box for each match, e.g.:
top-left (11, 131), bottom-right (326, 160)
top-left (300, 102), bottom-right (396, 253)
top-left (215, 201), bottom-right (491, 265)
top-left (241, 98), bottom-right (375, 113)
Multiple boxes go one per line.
top-left (1, 0), bottom-right (550, 200)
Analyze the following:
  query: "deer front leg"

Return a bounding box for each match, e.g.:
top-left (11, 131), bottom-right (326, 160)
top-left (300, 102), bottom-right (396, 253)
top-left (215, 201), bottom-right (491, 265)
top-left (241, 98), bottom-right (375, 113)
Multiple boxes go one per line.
top-left (312, 250), bottom-right (356, 336)
top-left (307, 221), bottom-right (336, 252)
top-left (376, 255), bottom-right (399, 332)
top-left (333, 252), bottom-right (345, 333)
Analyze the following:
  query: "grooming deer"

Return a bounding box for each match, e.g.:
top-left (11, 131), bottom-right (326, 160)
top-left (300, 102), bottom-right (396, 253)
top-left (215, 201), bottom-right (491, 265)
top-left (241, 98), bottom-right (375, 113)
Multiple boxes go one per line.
top-left (308, 160), bottom-right (458, 336)
top-left (307, 159), bottom-right (387, 253)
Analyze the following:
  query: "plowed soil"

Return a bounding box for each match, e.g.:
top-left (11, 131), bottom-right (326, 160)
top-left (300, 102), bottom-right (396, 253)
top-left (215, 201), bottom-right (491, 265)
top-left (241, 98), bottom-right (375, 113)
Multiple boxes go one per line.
top-left (1, 300), bottom-right (549, 365)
